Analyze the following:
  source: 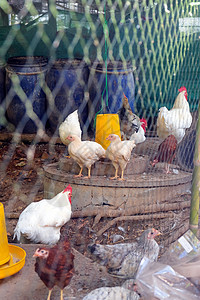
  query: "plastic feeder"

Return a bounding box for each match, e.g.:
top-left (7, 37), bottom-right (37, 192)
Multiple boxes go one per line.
top-left (0, 203), bottom-right (26, 279)
top-left (95, 114), bottom-right (121, 149)
top-left (0, 203), bottom-right (10, 265)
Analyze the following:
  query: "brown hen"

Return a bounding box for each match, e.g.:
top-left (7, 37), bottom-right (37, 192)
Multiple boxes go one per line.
top-left (152, 134), bottom-right (177, 173)
top-left (33, 239), bottom-right (74, 300)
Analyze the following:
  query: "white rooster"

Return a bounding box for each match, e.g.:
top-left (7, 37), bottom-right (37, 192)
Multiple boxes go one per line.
top-left (59, 110), bottom-right (82, 145)
top-left (157, 86), bottom-right (192, 143)
top-left (13, 185), bottom-right (72, 245)
top-left (66, 135), bottom-right (105, 178)
top-left (106, 134), bottom-right (136, 180)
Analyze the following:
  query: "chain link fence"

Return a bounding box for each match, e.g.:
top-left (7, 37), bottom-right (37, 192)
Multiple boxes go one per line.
top-left (0, 0), bottom-right (199, 298)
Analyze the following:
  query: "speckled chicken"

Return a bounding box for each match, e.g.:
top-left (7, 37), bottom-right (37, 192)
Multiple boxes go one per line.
top-left (83, 282), bottom-right (140, 300)
top-left (118, 94), bottom-right (145, 141)
top-left (106, 134), bottom-right (136, 180)
top-left (88, 228), bottom-right (160, 278)
top-left (33, 239), bottom-right (74, 300)
top-left (66, 135), bottom-right (105, 178)
top-left (151, 134), bottom-right (177, 173)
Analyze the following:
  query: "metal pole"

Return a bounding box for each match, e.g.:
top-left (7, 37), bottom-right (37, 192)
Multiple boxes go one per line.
top-left (190, 106), bottom-right (200, 235)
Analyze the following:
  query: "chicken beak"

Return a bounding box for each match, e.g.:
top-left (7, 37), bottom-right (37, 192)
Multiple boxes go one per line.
top-left (33, 248), bottom-right (40, 257)
top-left (155, 229), bottom-right (162, 237)
top-left (33, 252), bottom-right (40, 258)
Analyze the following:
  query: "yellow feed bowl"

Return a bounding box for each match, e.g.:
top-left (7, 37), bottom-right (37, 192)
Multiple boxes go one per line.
top-left (95, 114), bottom-right (121, 149)
top-left (0, 244), bottom-right (26, 279)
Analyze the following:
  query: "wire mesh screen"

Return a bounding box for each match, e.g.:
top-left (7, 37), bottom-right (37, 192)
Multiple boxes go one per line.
top-left (0, 0), bottom-right (199, 299)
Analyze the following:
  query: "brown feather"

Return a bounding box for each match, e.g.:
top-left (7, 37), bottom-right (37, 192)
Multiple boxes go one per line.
top-left (34, 239), bottom-right (74, 290)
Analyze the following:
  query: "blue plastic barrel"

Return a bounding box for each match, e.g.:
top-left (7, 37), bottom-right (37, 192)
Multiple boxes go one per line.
top-left (6, 56), bottom-right (48, 133)
top-left (87, 61), bottom-right (135, 132)
top-left (46, 59), bottom-right (89, 133)
top-left (0, 60), bottom-right (6, 130)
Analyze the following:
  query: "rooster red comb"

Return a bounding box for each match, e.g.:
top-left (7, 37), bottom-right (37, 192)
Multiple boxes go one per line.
top-left (178, 86), bottom-right (187, 93)
top-left (63, 185), bottom-right (72, 193)
top-left (140, 118), bottom-right (147, 132)
top-left (178, 86), bottom-right (187, 100)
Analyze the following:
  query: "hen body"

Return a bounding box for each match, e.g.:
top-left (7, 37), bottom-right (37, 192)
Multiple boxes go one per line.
top-left (152, 135), bottom-right (177, 173)
top-left (83, 286), bottom-right (139, 300)
top-left (59, 110), bottom-right (82, 145)
top-left (130, 118), bottom-right (147, 144)
top-left (118, 94), bottom-right (140, 139)
top-left (157, 87), bottom-right (192, 143)
top-left (67, 135), bottom-right (105, 178)
top-left (88, 228), bottom-right (160, 278)
top-left (106, 134), bottom-right (136, 180)
top-left (34, 239), bottom-right (74, 300)
top-left (13, 186), bottom-right (72, 244)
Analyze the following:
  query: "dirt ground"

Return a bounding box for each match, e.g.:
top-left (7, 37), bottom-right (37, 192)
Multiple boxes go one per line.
top-left (0, 134), bottom-right (193, 299)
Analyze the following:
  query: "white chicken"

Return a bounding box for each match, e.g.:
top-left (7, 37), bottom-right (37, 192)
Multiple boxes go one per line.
top-left (66, 135), bottom-right (105, 178)
top-left (130, 118), bottom-right (147, 144)
top-left (106, 134), bottom-right (136, 180)
top-left (13, 185), bottom-right (72, 245)
top-left (157, 86), bottom-right (192, 143)
top-left (59, 110), bottom-right (82, 145)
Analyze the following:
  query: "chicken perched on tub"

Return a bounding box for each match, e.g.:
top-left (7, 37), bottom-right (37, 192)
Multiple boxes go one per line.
top-left (13, 185), bottom-right (72, 245)
top-left (157, 86), bottom-right (192, 143)
top-left (106, 134), bottom-right (136, 180)
top-left (59, 110), bottom-right (82, 146)
top-left (88, 228), bottom-right (160, 278)
top-left (151, 134), bottom-right (177, 173)
top-left (117, 93), bottom-right (147, 144)
top-left (66, 135), bottom-right (105, 178)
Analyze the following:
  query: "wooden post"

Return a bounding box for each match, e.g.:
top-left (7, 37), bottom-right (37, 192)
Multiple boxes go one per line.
top-left (190, 105), bottom-right (200, 235)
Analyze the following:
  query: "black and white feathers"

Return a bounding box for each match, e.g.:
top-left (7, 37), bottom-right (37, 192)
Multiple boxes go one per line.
top-left (88, 228), bottom-right (160, 278)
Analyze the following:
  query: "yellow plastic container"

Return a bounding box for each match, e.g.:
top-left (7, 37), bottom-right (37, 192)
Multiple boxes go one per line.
top-left (0, 244), bottom-right (26, 279)
top-left (95, 114), bottom-right (121, 149)
top-left (0, 203), bottom-right (10, 265)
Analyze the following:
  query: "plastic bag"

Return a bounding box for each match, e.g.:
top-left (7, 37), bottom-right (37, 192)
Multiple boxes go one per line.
top-left (135, 257), bottom-right (200, 299)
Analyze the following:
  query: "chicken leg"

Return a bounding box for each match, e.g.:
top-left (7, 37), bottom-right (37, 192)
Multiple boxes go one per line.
top-left (110, 166), bottom-right (119, 180)
top-left (47, 289), bottom-right (52, 300)
top-left (165, 163), bottom-right (171, 174)
top-left (74, 167), bottom-right (83, 177)
top-left (118, 169), bottom-right (125, 181)
top-left (60, 289), bottom-right (64, 300)
top-left (84, 167), bottom-right (91, 179)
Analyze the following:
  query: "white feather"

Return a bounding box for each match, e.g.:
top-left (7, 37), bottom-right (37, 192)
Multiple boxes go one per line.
top-left (13, 190), bottom-right (71, 245)
top-left (130, 126), bottom-right (146, 144)
top-left (59, 110), bottom-right (82, 145)
top-left (157, 91), bottom-right (192, 143)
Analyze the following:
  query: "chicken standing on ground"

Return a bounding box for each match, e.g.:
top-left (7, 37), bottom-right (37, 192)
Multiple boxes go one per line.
top-left (66, 135), bottom-right (105, 178)
top-left (59, 110), bottom-right (82, 145)
top-left (106, 134), bottom-right (136, 180)
top-left (88, 228), bottom-right (160, 278)
top-left (13, 185), bottom-right (72, 245)
top-left (157, 86), bottom-right (192, 143)
top-left (83, 281), bottom-right (140, 300)
top-left (151, 134), bottom-right (177, 173)
top-left (33, 239), bottom-right (74, 300)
